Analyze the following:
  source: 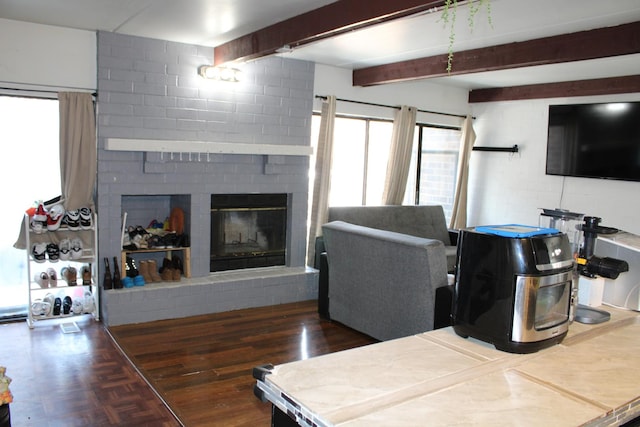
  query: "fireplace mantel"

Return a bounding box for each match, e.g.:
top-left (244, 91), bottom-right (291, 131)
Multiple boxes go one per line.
top-left (105, 138), bottom-right (313, 156)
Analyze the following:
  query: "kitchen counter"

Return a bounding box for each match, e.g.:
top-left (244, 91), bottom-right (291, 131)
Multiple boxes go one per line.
top-left (255, 305), bottom-right (640, 426)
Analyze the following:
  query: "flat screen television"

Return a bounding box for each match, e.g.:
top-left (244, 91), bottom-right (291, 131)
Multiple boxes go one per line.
top-left (546, 101), bottom-right (640, 182)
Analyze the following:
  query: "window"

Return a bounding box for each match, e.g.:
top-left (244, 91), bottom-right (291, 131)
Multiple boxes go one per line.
top-left (0, 95), bottom-right (60, 318)
top-left (310, 114), bottom-right (461, 222)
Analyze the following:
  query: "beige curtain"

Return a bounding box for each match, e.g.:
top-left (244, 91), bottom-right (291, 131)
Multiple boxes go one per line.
top-left (449, 115), bottom-right (476, 229)
top-left (59, 92), bottom-right (97, 210)
top-left (14, 92), bottom-right (96, 249)
top-left (382, 105), bottom-right (417, 205)
top-left (306, 95), bottom-right (336, 266)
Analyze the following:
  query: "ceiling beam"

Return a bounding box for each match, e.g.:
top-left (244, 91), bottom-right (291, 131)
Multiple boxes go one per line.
top-left (353, 21), bottom-right (640, 86)
top-left (213, 0), bottom-right (447, 66)
top-left (468, 75), bottom-right (640, 103)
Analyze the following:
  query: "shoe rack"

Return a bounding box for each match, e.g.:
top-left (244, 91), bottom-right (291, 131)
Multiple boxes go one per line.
top-left (24, 213), bottom-right (100, 328)
top-left (120, 247), bottom-right (191, 279)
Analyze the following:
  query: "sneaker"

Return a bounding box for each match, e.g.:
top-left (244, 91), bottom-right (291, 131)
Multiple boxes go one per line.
top-left (31, 243), bottom-right (47, 263)
top-left (80, 265), bottom-right (91, 286)
top-left (72, 298), bottom-right (84, 314)
top-left (46, 204), bottom-right (65, 231)
top-left (46, 243), bottom-right (60, 262)
top-left (34, 271), bottom-right (49, 288)
top-left (79, 206), bottom-right (92, 229)
top-left (32, 203), bottom-right (48, 233)
top-left (59, 239), bottom-right (71, 260)
top-left (63, 210), bottom-right (80, 230)
top-left (62, 296), bottom-right (72, 315)
top-left (43, 293), bottom-right (55, 315)
top-left (31, 299), bottom-right (51, 317)
top-left (46, 268), bottom-right (58, 287)
top-left (30, 217), bottom-right (46, 234)
top-left (61, 266), bottom-right (77, 286)
top-left (53, 297), bottom-right (62, 315)
top-left (82, 291), bottom-right (95, 313)
top-left (70, 238), bottom-right (83, 260)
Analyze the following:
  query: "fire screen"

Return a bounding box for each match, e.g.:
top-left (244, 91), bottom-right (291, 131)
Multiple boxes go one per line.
top-left (210, 194), bottom-right (287, 272)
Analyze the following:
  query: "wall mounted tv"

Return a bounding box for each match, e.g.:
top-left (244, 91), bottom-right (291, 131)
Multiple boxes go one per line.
top-left (546, 101), bottom-right (640, 182)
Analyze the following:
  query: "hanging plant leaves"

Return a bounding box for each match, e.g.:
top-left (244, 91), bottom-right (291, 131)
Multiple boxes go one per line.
top-left (441, 0), bottom-right (493, 73)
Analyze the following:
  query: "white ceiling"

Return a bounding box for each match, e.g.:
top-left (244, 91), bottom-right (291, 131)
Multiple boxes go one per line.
top-left (1, 0), bottom-right (639, 90)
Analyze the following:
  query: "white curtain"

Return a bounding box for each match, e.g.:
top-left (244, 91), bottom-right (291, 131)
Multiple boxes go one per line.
top-left (449, 115), bottom-right (476, 229)
top-left (382, 105), bottom-right (417, 205)
top-left (306, 95), bottom-right (336, 266)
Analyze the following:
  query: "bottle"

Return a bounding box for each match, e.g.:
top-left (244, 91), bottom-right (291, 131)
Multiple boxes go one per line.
top-left (103, 257), bottom-right (113, 290)
top-left (112, 256), bottom-right (123, 289)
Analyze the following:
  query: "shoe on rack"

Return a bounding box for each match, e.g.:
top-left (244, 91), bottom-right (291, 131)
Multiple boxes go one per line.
top-left (63, 210), bottom-right (80, 230)
top-left (59, 239), bottom-right (71, 260)
top-left (53, 297), bottom-right (62, 315)
top-left (125, 257), bottom-right (138, 278)
top-left (30, 202), bottom-right (48, 233)
top-left (31, 299), bottom-right (51, 317)
top-left (102, 258), bottom-right (113, 290)
top-left (138, 260), bottom-right (152, 283)
top-left (46, 204), bottom-right (65, 231)
top-left (61, 266), bottom-right (77, 286)
top-left (46, 268), bottom-right (58, 287)
top-left (82, 290), bottom-right (95, 313)
top-left (62, 296), bottom-right (72, 315)
top-left (72, 298), bottom-right (84, 314)
top-left (147, 259), bottom-right (162, 282)
top-left (70, 238), bottom-right (83, 260)
top-left (43, 293), bottom-right (55, 315)
top-left (80, 265), bottom-right (91, 286)
top-left (46, 243), bottom-right (60, 262)
top-left (133, 275), bottom-right (145, 286)
top-left (79, 206), bottom-right (92, 229)
top-left (31, 243), bottom-right (47, 263)
top-left (34, 271), bottom-right (49, 289)
top-left (30, 217), bottom-right (46, 234)
top-left (122, 276), bottom-right (134, 288)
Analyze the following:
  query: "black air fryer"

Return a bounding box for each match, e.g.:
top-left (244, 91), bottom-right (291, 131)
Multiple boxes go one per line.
top-left (453, 225), bottom-right (575, 354)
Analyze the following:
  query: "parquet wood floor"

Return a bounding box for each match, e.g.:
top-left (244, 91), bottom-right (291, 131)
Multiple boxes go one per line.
top-left (0, 315), bottom-right (179, 426)
top-left (1, 300), bottom-right (375, 427)
top-left (109, 300), bottom-right (376, 427)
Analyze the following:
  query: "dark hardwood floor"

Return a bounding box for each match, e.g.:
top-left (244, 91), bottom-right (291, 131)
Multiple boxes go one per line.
top-left (2, 300), bottom-right (375, 427)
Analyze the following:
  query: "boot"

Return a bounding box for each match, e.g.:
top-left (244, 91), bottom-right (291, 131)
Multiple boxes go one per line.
top-left (139, 260), bottom-right (153, 283)
top-left (112, 257), bottom-right (123, 289)
top-left (160, 257), bottom-right (173, 281)
top-left (103, 257), bottom-right (113, 290)
top-left (171, 256), bottom-right (182, 281)
top-left (147, 259), bottom-right (162, 282)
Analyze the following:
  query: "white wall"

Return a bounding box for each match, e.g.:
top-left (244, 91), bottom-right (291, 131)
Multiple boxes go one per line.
top-left (0, 19), bottom-right (96, 91)
top-left (469, 93), bottom-right (640, 235)
top-left (314, 64), bottom-right (470, 127)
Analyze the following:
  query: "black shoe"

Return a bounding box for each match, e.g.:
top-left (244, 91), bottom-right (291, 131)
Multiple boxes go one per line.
top-left (53, 298), bottom-right (62, 315)
top-left (62, 296), bottom-right (72, 315)
top-left (126, 257), bottom-right (138, 278)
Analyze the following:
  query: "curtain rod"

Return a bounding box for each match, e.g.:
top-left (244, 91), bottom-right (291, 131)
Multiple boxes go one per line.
top-left (315, 95), bottom-right (473, 119)
top-left (0, 86), bottom-right (97, 97)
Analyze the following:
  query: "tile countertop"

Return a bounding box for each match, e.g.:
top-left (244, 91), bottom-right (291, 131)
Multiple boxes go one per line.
top-left (257, 306), bottom-right (640, 427)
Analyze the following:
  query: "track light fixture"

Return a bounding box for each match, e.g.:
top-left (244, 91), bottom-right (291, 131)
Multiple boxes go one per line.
top-left (198, 65), bottom-right (241, 82)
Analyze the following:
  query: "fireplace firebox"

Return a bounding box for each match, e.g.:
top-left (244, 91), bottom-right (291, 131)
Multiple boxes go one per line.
top-left (210, 194), bottom-right (287, 272)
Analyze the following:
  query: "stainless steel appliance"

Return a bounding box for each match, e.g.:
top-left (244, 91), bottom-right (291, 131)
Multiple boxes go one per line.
top-left (453, 225), bottom-right (575, 353)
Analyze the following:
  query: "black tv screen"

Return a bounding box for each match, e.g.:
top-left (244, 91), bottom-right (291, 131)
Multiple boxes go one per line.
top-left (546, 102), bottom-right (640, 182)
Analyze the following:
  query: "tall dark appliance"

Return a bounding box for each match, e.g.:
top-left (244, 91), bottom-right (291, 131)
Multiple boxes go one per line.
top-left (453, 225), bottom-right (575, 354)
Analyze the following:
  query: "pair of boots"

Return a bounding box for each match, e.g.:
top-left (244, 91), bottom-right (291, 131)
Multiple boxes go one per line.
top-left (159, 256), bottom-right (182, 281)
top-left (138, 259), bottom-right (162, 283)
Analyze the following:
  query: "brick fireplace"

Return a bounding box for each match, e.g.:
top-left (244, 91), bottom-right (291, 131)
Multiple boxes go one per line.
top-left (96, 32), bottom-right (317, 326)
